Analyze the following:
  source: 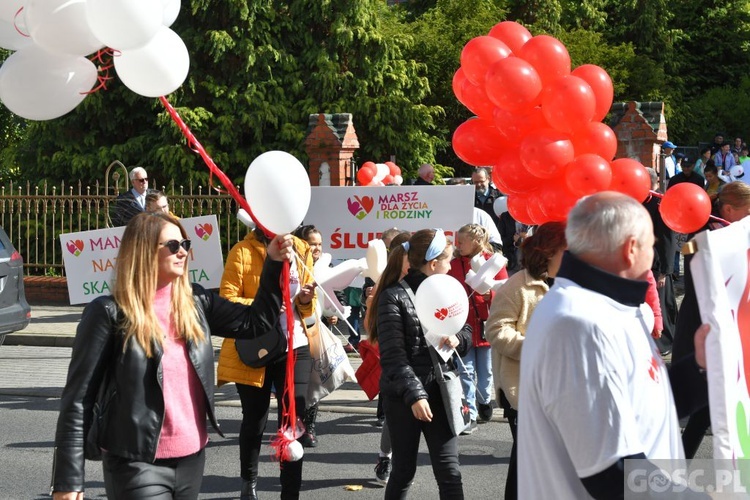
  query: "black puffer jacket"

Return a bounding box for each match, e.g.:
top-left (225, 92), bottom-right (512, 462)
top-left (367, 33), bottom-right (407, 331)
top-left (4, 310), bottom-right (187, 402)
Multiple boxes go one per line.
top-left (51, 260), bottom-right (284, 494)
top-left (377, 270), bottom-right (471, 407)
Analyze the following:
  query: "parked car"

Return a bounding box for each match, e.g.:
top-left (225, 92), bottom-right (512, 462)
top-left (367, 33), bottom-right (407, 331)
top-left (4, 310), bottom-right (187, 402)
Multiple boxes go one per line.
top-left (0, 227), bottom-right (30, 346)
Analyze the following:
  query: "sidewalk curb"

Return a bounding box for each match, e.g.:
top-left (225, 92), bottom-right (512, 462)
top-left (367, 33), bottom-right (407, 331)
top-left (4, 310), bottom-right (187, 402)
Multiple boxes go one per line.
top-left (4, 333), bottom-right (75, 348)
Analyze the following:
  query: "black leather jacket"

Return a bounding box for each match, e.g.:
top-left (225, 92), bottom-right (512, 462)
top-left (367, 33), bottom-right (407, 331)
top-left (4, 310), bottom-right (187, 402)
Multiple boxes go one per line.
top-left (376, 270), bottom-right (471, 407)
top-left (51, 260), bottom-right (284, 493)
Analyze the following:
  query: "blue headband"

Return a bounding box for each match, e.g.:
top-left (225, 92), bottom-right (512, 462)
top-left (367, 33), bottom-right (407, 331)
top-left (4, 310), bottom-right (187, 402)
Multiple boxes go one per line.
top-left (425, 229), bottom-right (447, 261)
top-left (402, 229), bottom-right (447, 262)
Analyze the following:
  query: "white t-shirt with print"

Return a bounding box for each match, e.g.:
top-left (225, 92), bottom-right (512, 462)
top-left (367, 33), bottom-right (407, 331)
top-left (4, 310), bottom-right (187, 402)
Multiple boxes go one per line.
top-left (518, 278), bottom-right (684, 500)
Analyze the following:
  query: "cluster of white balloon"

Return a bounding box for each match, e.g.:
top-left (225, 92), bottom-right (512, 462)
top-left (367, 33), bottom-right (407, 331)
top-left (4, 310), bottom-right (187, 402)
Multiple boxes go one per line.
top-left (0, 0), bottom-right (185, 121)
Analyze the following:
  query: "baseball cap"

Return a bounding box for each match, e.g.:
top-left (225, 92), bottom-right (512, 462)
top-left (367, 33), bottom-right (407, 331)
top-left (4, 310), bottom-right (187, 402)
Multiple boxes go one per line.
top-left (662, 141), bottom-right (677, 149)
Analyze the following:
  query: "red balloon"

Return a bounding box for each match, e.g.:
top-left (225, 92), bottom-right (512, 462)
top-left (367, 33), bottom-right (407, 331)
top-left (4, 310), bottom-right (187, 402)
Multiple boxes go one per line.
top-left (525, 189), bottom-right (548, 225)
top-left (492, 148), bottom-right (540, 194)
top-left (385, 161), bottom-right (401, 177)
top-left (571, 64), bottom-right (614, 122)
top-left (452, 68), bottom-right (466, 102)
top-left (540, 75), bottom-right (596, 135)
top-left (517, 35), bottom-right (571, 87)
top-left (493, 106), bottom-right (548, 143)
top-left (609, 158), bottom-right (651, 202)
top-left (360, 161), bottom-right (376, 171)
top-left (539, 183), bottom-right (579, 222)
top-left (519, 128), bottom-right (575, 179)
top-left (659, 183), bottom-right (712, 234)
top-left (357, 165), bottom-right (375, 185)
top-left (506, 193), bottom-right (535, 225)
top-left (571, 122), bottom-right (618, 160)
top-left (485, 56), bottom-right (542, 112)
top-left (460, 36), bottom-right (512, 86)
top-left (459, 77), bottom-right (496, 118)
top-left (565, 154), bottom-right (612, 197)
top-left (488, 21), bottom-right (532, 53)
top-left (382, 174), bottom-right (395, 185)
top-left (452, 118), bottom-right (506, 166)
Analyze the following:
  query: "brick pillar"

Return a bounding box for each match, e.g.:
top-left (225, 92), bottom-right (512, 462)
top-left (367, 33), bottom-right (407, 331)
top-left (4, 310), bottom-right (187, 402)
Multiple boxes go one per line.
top-left (611, 101), bottom-right (667, 173)
top-left (305, 113), bottom-right (360, 186)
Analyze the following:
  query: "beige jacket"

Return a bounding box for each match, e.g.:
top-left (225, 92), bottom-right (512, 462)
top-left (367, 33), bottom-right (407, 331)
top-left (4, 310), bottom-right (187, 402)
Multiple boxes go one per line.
top-left (485, 269), bottom-right (549, 409)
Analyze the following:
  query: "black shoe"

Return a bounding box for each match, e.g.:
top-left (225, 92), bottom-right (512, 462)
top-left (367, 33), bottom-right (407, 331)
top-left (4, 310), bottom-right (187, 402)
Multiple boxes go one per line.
top-left (460, 420), bottom-right (478, 436)
top-left (240, 479), bottom-right (259, 500)
top-left (374, 417), bottom-right (385, 428)
top-left (299, 431), bottom-right (318, 448)
top-left (374, 456), bottom-right (391, 485)
top-left (477, 403), bottom-right (493, 423)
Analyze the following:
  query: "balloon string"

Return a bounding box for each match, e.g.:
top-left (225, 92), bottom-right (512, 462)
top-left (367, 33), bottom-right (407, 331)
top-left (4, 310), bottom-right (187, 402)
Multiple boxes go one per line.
top-left (13, 7), bottom-right (28, 37)
top-left (158, 95), bottom-right (274, 238)
top-left (85, 48), bottom-right (118, 95)
top-left (648, 189), bottom-right (730, 226)
top-left (281, 259), bottom-right (297, 426)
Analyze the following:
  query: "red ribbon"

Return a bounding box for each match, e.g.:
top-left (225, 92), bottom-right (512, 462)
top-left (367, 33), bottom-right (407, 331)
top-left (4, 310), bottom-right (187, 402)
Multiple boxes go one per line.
top-left (159, 95), bottom-right (298, 461)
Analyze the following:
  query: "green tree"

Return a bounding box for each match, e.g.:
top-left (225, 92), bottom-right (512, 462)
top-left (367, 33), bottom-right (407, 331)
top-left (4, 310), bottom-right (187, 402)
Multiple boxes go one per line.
top-left (11, 0), bottom-right (442, 184)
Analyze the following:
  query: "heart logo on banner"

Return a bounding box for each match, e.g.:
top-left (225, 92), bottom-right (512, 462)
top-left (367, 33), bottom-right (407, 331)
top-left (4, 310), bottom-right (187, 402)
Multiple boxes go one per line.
top-left (66, 239), bottom-right (84, 257)
top-left (195, 223), bottom-right (213, 241)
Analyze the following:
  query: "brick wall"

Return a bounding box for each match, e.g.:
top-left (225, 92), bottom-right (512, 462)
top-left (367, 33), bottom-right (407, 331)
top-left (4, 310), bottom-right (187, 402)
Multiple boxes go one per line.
top-left (24, 276), bottom-right (70, 305)
top-left (610, 101), bottom-right (670, 180)
top-left (305, 113), bottom-right (360, 186)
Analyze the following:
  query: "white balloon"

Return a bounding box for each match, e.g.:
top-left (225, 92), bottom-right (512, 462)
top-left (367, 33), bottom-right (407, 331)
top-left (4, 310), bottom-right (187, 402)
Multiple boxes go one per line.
top-left (0, 1), bottom-right (25, 24)
top-left (414, 274), bottom-right (469, 337)
top-left (0, 45), bottom-right (97, 120)
top-left (86, 0), bottom-right (162, 51)
top-left (162, 0), bottom-right (180, 27)
top-left (394, 174), bottom-right (403, 185)
top-left (493, 195), bottom-right (508, 216)
top-left (373, 163), bottom-right (389, 183)
top-left (244, 151), bottom-right (311, 235)
top-left (236, 209), bottom-right (255, 229)
top-left (0, 18), bottom-right (32, 51)
top-left (364, 239), bottom-right (387, 282)
top-left (114, 27), bottom-right (189, 98)
top-left (25, 0), bottom-right (104, 57)
top-left (286, 440), bottom-right (304, 461)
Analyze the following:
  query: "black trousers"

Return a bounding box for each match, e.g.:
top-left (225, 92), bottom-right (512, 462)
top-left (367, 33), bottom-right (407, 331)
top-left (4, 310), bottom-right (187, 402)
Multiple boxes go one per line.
top-left (383, 383), bottom-right (463, 500)
top-left (235, 345), bottom-right (312, 500)
top-left (499, 390), bottom-right (517, 500)
top-left (656, 275), bottom-right (677, 353)
top-left (103, 448), bottom-right (206, 500)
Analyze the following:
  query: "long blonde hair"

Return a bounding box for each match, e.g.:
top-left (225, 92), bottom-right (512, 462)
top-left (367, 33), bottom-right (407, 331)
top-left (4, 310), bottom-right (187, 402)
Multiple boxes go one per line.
top-left (456, 223), bottom-right (491, 257)
top-left (113, 212), bottom-right (204, 357)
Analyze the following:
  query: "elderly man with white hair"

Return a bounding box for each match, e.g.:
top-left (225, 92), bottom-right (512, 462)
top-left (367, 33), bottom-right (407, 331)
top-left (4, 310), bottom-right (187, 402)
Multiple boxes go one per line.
top-left (414, 163), bottom-right (435, 185)
top-left (111, 166), bottom-right (149, 227)
top-left (518, 192), bottom-right (710, 499)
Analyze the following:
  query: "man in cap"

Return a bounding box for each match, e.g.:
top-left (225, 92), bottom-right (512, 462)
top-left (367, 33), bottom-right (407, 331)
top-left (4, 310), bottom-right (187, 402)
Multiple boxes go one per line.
top-left (662, 141), bottom-right (678, 179)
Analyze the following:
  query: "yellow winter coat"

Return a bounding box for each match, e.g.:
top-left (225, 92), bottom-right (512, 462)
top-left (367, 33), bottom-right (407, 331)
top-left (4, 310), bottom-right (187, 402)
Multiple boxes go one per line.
top-left (216, 231), bottom-right (315, 387)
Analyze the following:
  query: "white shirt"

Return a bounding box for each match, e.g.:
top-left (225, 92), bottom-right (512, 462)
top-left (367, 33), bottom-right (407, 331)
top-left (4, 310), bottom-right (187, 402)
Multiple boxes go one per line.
top-left (664, 155), bottom-right (677, 178)
top-left (472, 207), bottom-right (502, 246)
top-left (518, 277), bottom-right (683, 499)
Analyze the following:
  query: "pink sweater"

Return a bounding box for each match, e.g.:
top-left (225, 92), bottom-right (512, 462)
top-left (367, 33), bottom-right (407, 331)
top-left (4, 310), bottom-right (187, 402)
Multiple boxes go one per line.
top-left (154, 284), bottom-right (208, 458)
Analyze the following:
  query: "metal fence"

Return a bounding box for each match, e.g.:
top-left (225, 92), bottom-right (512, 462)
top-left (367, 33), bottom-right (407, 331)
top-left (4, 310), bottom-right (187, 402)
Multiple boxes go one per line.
top-left (0, 172), bottom-right (249, 276)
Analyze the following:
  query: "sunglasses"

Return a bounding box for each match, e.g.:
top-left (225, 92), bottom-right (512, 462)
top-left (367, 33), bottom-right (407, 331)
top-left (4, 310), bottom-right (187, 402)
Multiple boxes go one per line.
top-left (160, 239), bottom-right (191, 254)
top-left (134, 178), bottom-right (148, 183)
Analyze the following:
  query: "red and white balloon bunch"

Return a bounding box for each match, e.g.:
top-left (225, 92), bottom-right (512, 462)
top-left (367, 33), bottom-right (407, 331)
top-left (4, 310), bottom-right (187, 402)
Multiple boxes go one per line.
top-left (452, 21), bottom-right (652, 224)
top-left (356, 161), bottom-right (404, 186)
top-left (0, 0), bottom-right (186, 121)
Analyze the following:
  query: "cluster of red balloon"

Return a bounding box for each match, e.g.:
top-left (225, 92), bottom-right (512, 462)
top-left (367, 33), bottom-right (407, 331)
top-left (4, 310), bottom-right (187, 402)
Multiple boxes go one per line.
top-left (356, 161), bottom-right (404, 186)
top-left (452, 21), bottom-right (653, 224)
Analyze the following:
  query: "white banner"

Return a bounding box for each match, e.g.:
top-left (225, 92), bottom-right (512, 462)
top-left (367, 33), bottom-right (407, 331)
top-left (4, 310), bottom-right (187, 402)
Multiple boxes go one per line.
top-left (60, 215), bottom-right (225, 304)
top-left (691, 216), bottom-right (750, 459)
top-left (304, 185), bottom-right (475, 259)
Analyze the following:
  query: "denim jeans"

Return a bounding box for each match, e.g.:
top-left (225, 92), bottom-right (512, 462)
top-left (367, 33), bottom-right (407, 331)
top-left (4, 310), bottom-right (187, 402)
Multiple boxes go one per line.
top-left (459, 344), bottom-right (493, 420)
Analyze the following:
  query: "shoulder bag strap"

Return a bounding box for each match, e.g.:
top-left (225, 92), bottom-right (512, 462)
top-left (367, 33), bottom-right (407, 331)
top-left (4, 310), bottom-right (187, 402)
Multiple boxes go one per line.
top-left (398, 280), bottom-right (444, 380)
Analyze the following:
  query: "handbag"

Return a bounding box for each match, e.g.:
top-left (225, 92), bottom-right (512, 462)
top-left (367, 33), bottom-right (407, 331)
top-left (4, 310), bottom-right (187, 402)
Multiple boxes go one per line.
top-left (307, 318), bottom-right (357, 405)
top-left (399, 281), bottom-right (470, 436)
top-left (235, 317), bottom-right (287, 368)
top-left (428, 346), bottom-right (471, 436)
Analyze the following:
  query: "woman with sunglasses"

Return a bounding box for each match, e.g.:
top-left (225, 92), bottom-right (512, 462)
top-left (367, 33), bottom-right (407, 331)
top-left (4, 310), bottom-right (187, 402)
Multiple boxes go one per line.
top-left (216, 225), bottom-right (316, 500)
top-left (51, 212), bottom-right (293, 500)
